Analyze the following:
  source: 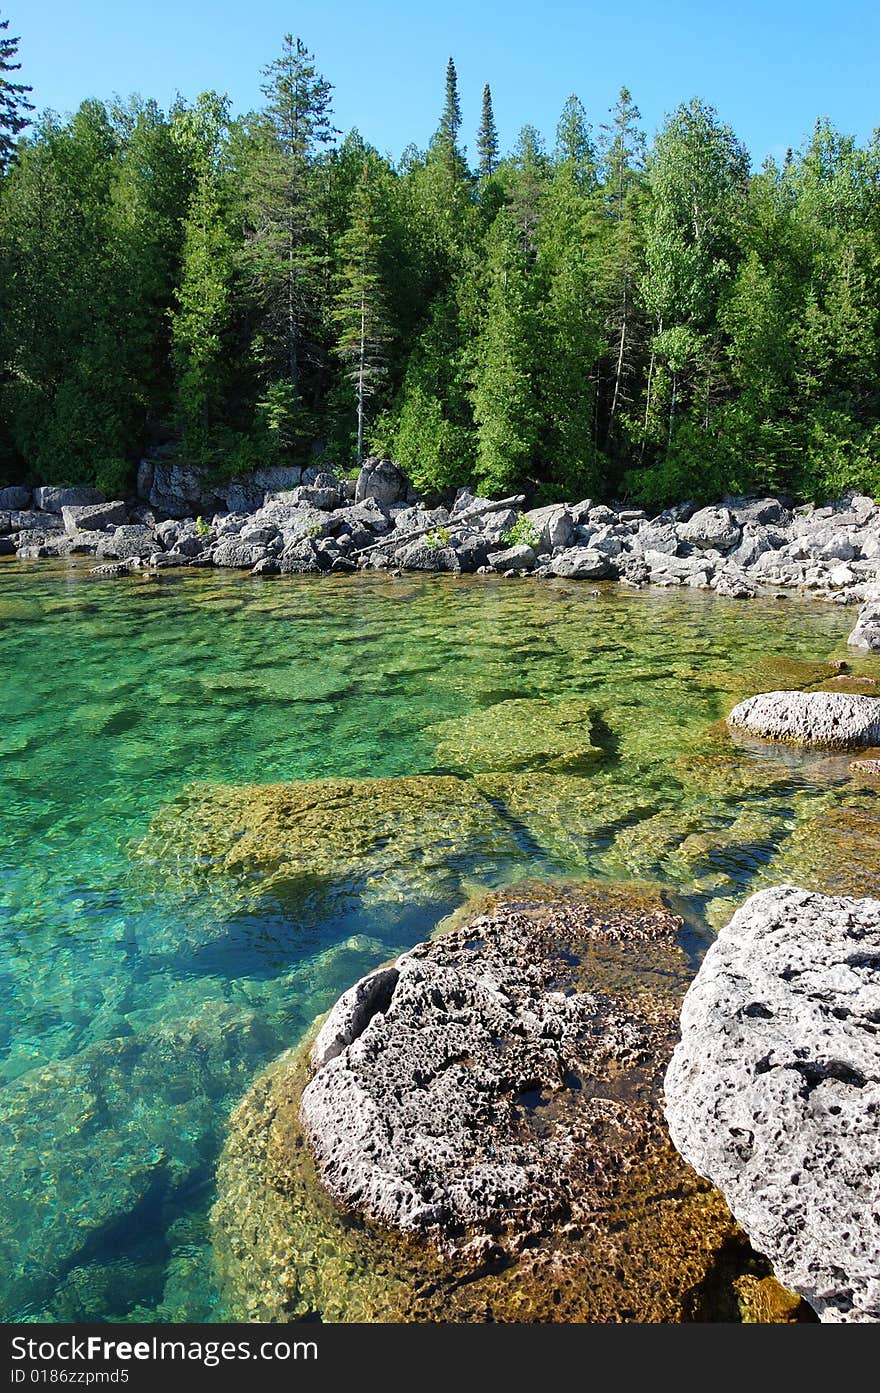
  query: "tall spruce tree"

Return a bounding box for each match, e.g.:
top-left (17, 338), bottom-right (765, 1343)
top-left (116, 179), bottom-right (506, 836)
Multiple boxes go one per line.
top-left (239, 34), bottom-right (338, 442)
top-left (601, 86), bottom-right (645, 218)
top-left (439, 58), bottom-right (462, 152)
top-left (0, 14), bottom-right (33, 175)
top-left (476, 83), bottom-right (498, 177)
top-left (471, 207), bottom-right (540, 493)
top-left (333, 158), bottom-right (391, 464)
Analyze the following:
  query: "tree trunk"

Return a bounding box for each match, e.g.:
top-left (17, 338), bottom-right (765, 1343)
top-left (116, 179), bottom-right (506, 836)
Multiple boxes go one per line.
top-left (357, 295), bottom-right (366, 465)
top-left (607, 312), bottom-right (627, 443)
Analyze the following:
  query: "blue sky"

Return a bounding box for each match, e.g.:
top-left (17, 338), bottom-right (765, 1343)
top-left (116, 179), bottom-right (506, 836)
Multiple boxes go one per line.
top-left (10, 0), bottom-right (880, 166)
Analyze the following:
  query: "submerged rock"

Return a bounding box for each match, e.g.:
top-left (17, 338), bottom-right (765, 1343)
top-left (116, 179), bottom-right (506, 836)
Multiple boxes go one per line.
top-left (428, 696), bottom-right (603, 774)
top-left (0, 1003), bottom-right (279, 1317)
top-left (213, 882), bottom-right (808, 1322)
top-left (768, 798), bottom-right (880, 897)
top-left (727, 690), bottom-right (880, 748)
top-left (135, 774), bottom-right (523, 911)
top-left (665, 884), bottom-right (880, 1323)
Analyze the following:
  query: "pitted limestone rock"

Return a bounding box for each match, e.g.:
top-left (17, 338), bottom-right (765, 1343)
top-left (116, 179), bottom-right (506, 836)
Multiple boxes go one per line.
top-left (665, 884), bottom-right (880, 1323)
top-left (727, 690), bottom-right (880, 748)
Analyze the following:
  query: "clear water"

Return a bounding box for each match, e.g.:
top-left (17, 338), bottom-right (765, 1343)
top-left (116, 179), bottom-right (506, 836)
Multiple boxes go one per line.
top-left (0, 559), bottom-right (875, 1322)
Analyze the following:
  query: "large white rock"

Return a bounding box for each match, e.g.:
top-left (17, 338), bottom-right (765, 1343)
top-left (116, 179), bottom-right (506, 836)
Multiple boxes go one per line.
top-left (848, 600), bottom-right (880, 652)
top-left (664, 885), bottom-right (880, 1322)
top-left (728, 690), bottom-right (880, 748)
top-left (679, 506), bottom-right (741, 552)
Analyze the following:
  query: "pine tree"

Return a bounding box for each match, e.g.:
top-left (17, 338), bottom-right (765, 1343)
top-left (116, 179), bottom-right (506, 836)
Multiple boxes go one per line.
top-left (170, 95), bottom-right (235, 458)
top-left (471, 208), bottom-right (540, 493)
top-left (261, 33), bottom-right (337, 161)
top-left (332, 159), bottom-right (391, 464)
top-left (438, 57), bottom-right (462, 154)
top-left (240, 35), bottom-right (338, 437)
top-left (476, 83), bottom-right (498, 177)
top-left (601, 86), bottom-right (645, 219)
top-left (0, 14), bottom-right (33, 175)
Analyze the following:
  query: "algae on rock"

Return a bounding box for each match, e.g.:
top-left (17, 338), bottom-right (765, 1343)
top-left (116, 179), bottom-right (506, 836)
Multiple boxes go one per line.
top-left (428, 696), bottom-right (604, 774)
top-left (135, 775), bottom-right (525, 914)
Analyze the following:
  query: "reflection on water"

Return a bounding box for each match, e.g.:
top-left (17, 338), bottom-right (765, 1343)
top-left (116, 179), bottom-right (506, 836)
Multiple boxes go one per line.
top-left (0, 560), bottom-right (877, 1320)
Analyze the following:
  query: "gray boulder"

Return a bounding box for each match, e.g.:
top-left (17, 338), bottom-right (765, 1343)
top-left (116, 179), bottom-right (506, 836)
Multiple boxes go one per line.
top-left (291, 484), bottom-right (340, 511)
top-left (0, 537), bottom-right (15, 556)
top-left (300, 884), bottom-right (689, 1247)
top-left (848, 600), bottom-right (880, 652)
top-left (239, 523), bottom-right (279, 547)
top-left (727, 524), bottom-right (775, 570)
top-left (723, 496), bottom-right (789, 528)
top-left (34, 486), bottom-right (104, 513)
top-left (253, 465), bottom-right (302, 493)
top-left (454, 533), bottom-right (490, 571)
top-left (398, 541), bottom-right (461, 573)
top-left (148, 462), bottom-right (221, 518)
top-left (665, 884), bottom-right (880, 1323)
top-left (1, 509), bottom-right (65, 534)
top-left (170, 534), bottom-right (210, 558)
top-left (680, 506), bottom-right (741, 552)
top-left (331, 499), bottom-right (392, 535)
top-left (0, 486), bottom-right (31, 510)
top-left (279, 507), bottom-right (332, 544)
top-left (487, 544), bottom-right (536, 572)
top-left (64, 530), bottom-right (110, 555)
top-left (355, 457), bottom-right (407, 506)
top-left (524, 504), bottom-right (574, 551)
top-left (62, 500), bottom-right (128, 535)
top-left (212, 538), bottom-right (266, 569)
top-left (728, 690), bottom-right (880, 748)
top-left (392, 504), bottom-right (450, 536)
top-left (634, 521), bottom-right (680, 556)
top-left (224, 480), bottom-right (264, 515)
top-left (549, 548), bottom-right (611, 580)
top-left (98, 525), bottom-right (157, 560)
top-left (279, 538), bottom-right (322, 574)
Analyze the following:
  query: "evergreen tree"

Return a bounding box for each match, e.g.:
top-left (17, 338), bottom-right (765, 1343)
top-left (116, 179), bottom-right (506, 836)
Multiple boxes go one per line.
top-left (471, 208), bottom-right (540, 493)
top-left (0, 14), bottom-right (32, 175)
top-left (476, 83), bottom-right (498, 177)
top-left (239, 35), bottom-right (338, 446)
top-left (170, 95), bottom-right (236, 460)
top-left (333, 158), bottom-right (392, 464)
top-left (601, 86), bottom-right (645, 219)
top-left (438, 57), bottom-right (462, 154)
top-left (555, 95), bottom-right (595, 186)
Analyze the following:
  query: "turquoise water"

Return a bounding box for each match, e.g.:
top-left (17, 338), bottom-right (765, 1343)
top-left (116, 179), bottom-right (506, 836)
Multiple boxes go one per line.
top-left (0, 558), bottom-right (873, 1321)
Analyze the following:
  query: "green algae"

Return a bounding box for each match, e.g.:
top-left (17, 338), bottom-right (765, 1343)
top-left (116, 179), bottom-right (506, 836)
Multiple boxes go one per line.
top-left (428, 696), bottom-right (604, 773)
top-left (135, 775), bottom-right (525, 918)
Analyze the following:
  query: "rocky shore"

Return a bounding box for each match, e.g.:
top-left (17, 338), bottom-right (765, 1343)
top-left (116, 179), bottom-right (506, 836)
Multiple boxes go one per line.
top-left (4, 463), bottom-right (880, 650)
top-left (212, 882), bottom-right (810, 1322)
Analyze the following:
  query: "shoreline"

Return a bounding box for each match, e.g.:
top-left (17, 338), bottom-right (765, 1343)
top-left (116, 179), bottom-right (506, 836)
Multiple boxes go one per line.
top-left (4, 469), bottom-right (880, 652)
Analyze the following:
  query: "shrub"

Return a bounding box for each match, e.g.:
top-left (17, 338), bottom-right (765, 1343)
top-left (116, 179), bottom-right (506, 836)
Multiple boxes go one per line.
top-left (501, 515), bottom-right (539, 547)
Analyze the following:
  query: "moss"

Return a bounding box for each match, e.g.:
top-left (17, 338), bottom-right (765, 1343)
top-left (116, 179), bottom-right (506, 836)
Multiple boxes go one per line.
top-left (695, 656), bottom-right (845, 706)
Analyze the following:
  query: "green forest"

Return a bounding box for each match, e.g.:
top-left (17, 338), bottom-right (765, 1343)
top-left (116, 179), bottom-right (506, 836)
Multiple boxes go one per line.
top-left (2, 20), bottom-right (880, 507)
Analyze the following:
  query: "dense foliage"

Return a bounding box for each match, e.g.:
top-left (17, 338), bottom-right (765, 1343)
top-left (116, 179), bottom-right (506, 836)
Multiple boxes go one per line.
top-left (3, 24), bottom-right (880, 506)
